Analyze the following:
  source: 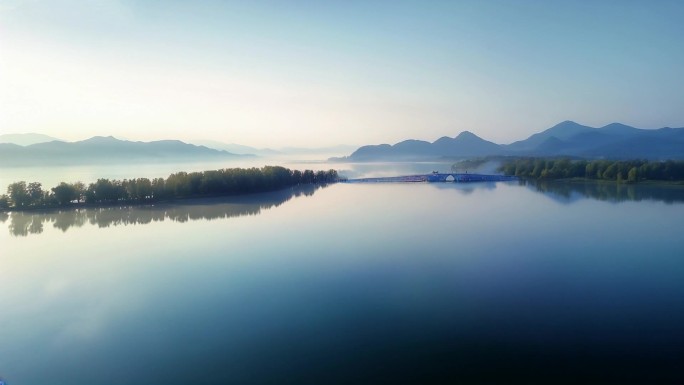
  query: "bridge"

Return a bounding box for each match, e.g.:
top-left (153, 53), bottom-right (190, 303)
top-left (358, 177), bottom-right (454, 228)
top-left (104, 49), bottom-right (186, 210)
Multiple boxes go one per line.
top-left (346, 173), bottom-right (517, 183)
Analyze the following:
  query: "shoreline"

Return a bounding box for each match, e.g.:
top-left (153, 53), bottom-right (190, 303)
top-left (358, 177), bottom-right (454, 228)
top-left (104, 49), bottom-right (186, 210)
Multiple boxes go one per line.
top-left (0, 165), bottom-right (339, 214)
top-left (0, 184), bottom-right (326, 215)
top-left (521, 177), bottom-right (684, 187)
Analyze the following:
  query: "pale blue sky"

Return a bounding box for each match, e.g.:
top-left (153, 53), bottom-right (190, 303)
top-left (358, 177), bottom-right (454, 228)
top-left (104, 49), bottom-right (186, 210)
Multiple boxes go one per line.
top-left (1, 0), bottom-right (683, 147)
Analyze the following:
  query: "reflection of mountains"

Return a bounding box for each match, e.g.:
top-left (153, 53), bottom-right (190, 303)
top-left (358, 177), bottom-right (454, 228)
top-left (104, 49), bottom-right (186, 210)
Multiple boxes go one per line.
top-left (2, 184), bottom-right (322, 237)
top-left (525, 180), bottom-right (684, 204)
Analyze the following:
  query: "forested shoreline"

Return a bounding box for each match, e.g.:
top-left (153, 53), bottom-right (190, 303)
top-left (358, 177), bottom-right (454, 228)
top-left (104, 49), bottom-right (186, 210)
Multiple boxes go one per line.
top-left (0, 166), bottom-right (339, 212)
top-left (498, 158), bottom-right (684, 183)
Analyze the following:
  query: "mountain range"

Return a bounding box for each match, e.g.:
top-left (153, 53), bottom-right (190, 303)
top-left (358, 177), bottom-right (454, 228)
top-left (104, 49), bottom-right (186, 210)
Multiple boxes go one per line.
top-left (0, 133), bottom-right (63, 147)
top-left (341, 121), bottom-right (684, 161)
top-left (3, 121), bottom-right (683, 165)
top-left (187, 140), bottom-right (358, 156)
top-left (0, 136), bottom-right (245, 166)
top-left (189, 140), bottom-right (281, 156)
top-left (0, 134), bottom-right (358, 158)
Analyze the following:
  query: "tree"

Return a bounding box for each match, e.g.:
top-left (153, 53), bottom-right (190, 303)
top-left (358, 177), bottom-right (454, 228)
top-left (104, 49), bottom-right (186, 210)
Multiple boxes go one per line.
top-left (498, 158), bottom-right (684, 183)
top-left (628, 167), bottom-right (638, 183)
top-left (0, 194), bottom-right (9, 210)
top-left (532, 159), bottom-right (545, 178)
top-left (73, 181), bottom-right (86, 202)
top-left (27, 182), bottom-right (44, 205)
top-left (7, 181), bottom-right (30, 207)
top-left (151, 178), bottom-right (166, 200)
top-left (585, 162), bottom-right (596, 179)
top-left (89, 179), bottom-right (126, 202)
top-left (292, 170), bottom-right (302, 184)
top-left (602, 163), bottom-right (618, 180)
top-left (135, 178), bottom-right (153, 200)
top-left (2, 165), bottom-right (339, 210)
top-left (302, 170), bottom-right (315, 183)
top-left (52, 182), bottom-right (79, 205)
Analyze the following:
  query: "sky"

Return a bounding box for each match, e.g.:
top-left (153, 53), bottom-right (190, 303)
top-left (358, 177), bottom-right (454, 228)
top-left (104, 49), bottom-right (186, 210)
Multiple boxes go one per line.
top-left (1, 0), bottom-right (683, 147)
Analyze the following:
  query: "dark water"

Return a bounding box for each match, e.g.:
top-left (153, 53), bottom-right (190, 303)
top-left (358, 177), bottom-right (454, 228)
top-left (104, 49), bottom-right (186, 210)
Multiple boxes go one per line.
top-left (1, 181), bottom-right (684, 384)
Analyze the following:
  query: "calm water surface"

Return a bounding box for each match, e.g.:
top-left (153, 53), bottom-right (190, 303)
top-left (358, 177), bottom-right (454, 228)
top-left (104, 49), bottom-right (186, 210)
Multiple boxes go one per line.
top-left (1, 181), bottom-right (684, 384)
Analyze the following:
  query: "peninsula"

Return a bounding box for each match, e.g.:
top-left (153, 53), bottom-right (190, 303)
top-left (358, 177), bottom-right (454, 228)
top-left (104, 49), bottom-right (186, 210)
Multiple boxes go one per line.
top-left (0, 166), bottom-right (340, 212)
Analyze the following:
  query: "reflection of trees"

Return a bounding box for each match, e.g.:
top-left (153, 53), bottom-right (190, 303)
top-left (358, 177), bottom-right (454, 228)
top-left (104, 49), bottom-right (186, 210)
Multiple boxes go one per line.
top-left (6, 185), bottom-right (321, 237)
top-left (8, 212), bottom-right (44, 236)
top-left (524, 179), bottom-right (684, 204)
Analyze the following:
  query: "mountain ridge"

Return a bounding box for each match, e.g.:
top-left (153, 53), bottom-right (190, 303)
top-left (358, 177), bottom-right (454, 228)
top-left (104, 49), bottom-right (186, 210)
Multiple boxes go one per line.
top-left (340, 121), bottom-right (684, 161)
top-left (0, 136), bottom-right (248, 166)
top-left (4, 121), bottom-right (684, 164)
top-left (0, 133), bottom-right (63, 146)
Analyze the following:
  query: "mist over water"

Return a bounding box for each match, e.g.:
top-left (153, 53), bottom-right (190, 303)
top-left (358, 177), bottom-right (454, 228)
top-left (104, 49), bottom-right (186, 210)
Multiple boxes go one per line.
top-left (2, 175), bottom-right (684, 384)
top-left (0, 155), bottom-right (339, 194)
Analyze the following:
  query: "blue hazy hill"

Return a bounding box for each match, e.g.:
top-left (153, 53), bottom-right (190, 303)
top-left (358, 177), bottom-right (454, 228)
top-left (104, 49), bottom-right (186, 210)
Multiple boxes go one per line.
top-left (347, 131), bottom-right (504, 161)
top-left (0, 133), bottom-right (63, 146)
top-left (343, 121), bottom-right (684, 161)
top-left (0, 136), bottom-right (246, 166)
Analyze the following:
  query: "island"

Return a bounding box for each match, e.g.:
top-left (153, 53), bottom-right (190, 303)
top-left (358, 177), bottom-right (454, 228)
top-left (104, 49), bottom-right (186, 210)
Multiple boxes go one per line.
top-left (0, 166), bottom-right (340, 212)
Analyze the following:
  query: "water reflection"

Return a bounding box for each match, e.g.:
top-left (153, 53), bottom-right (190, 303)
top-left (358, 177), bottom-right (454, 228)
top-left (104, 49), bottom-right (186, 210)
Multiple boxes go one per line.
top-left (6, 180), bottom-right (684, 237)
top-left (336, 161), bottom-right (454, 179)
top-left (429, 181), bottom-right (499, 195)
top-left (3, 179), bottom-right (684, 384)
top-left (524, 179), bottom-right (684, 204)
top-left (5, 184), bottom-right (322, 237)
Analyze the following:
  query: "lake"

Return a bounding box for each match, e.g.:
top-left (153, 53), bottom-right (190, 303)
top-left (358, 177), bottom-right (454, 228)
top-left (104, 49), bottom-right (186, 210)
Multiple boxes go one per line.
top-left (1, 178), bottom-right (684, 384)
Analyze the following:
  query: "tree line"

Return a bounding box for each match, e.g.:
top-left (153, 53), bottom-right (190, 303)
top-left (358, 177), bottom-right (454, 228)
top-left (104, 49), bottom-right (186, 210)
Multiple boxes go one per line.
top-left (1, 184), bottom-right (323, 237)
top-left (498, 158), bottom-right (684, 182)
top-left (0, 166), bottom-right (339, 211)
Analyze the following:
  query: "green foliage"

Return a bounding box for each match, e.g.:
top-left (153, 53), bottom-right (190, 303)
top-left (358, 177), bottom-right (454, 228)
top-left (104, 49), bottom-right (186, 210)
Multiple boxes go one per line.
top-left (498, 158), bottom-right (684, 183)
top-left (603, 163), bottom-right (618, 180)
top-left (0, 194), bottom-right (9, 209)
top-left (7, 181), bottom-right (31, 207)
top-left (87, 178), bottom-right (126, 203)
top-left (27, 182), bottom-right (44, 205)
top-left (1, 166), bottom-right (340, 211)
top-left (51, 182), bottom-right (80, 205)
top-left (628, 167), bottom-right (638, 183)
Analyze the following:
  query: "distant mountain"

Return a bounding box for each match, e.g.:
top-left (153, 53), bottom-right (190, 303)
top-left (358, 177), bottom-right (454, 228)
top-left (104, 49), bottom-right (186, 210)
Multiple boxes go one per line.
top-left (517, 121), bottom-right (684, 159)
top-left (344, 131), bottom-right (504, 161)
top-left (506, 121), bottom-right (595, 152)
top-left (278, 144), bottom-right (360, 156)
top-left (340, 121), bottom-right (684, 161)
top-left (0, 133), bottom-right (63, 146)
top-left (433, 131), bottom-right (503, 157)
top-left (190, 140), bottom-right (357, 156)
top-left (190, 140), bottom-right (281, 156)
top-left (0, 136), bottom-right (246, 166)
